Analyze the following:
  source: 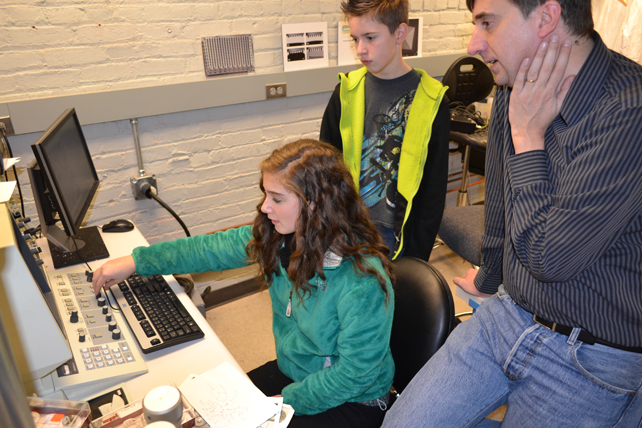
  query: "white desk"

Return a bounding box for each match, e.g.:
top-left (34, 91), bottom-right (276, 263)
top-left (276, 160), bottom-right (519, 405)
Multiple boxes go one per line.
top-left (38, 224), bottom-right (244, 402)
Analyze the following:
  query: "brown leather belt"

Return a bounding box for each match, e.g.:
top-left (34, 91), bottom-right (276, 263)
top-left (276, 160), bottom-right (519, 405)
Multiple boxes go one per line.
top-left (532, 314), bottom-right (642, 354)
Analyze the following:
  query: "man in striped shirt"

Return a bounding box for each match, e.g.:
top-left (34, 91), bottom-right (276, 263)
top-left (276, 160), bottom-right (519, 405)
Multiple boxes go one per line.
top-left (382, 0), bottom-right (642, 426)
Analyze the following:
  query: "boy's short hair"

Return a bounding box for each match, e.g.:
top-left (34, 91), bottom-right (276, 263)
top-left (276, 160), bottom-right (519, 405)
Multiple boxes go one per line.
top-left (466, 0), bottom-right (593, 38)
top-left (340, 0), bottom-right (409, 35)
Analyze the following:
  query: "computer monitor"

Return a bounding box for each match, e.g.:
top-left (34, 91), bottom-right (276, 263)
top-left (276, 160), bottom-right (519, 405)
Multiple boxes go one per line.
top-left (0, 204), bottom-right (72, 397)
top-left (28, 108), bottom-right (109, 268)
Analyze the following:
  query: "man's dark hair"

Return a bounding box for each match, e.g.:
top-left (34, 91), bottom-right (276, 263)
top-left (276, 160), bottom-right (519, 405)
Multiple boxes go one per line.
top-left (466, 0), bottom-right (593, 38)
top-left (340, 0), bottom-right (409, 35)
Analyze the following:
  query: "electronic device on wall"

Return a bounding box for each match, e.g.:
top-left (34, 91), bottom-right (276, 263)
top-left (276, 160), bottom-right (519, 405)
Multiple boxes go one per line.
top-left (28, 108), bottom-right (109, 269)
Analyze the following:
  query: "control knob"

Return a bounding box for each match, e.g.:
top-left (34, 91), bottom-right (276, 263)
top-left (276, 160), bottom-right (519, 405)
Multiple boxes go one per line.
top-left (97, 297), bottom-right (106, 307)
top-left (70, 311), bottom-right (79, 323)
top-left (112, 329), bottom-right (121, 340)
top-left (108, 321), bottom-right (117, 331)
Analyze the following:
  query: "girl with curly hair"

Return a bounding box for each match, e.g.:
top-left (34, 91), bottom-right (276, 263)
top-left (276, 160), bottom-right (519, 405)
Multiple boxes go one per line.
top-left (92, 139), bottom-right (395, 428)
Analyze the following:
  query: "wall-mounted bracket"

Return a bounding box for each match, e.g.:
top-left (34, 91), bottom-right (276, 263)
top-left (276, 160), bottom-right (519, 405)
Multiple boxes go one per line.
top-left (131, 174), bottom-right (157, 200)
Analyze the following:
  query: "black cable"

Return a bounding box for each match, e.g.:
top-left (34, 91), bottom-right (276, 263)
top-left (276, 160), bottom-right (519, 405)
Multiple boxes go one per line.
top-left (104, 287), bottom-right (121, 311)
top-left (151, 193), bottom-right (191, 237)
top-left (175, 275), bottom-right (195, 296)
top-left (449, 101), bottom-right (489, 129)
top-left (0, 125), bottom-right (8, 177)
top-left (71, 234), bottom-right (92, 272)
top-left (143, 184), bottom-right (191, 237)
top-left (201, 285), bottom-right (212, 300)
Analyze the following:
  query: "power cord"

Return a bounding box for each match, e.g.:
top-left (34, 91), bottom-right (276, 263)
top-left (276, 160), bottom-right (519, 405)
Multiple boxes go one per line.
top-left (201, 285), bottom-right (212, 300)
top-left (449, 101), bottom-right (489, 129)
top-left (175, 275), bottom-right (195, 296)
top-left (140, 182), bottom-right (191, 237)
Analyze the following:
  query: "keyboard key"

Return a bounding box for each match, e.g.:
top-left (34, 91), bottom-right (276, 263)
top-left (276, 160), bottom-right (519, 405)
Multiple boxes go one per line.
top-left (112, 274), bottom-right (204, 354)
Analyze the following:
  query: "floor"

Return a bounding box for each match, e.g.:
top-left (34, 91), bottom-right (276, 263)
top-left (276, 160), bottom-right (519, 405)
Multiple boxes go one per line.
top-left (204, 242), bottom-right (506, 422)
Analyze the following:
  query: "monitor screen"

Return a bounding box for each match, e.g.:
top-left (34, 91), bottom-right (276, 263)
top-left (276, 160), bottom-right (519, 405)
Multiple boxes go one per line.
top-left (29, 108), bottom-right (109, 268)
top-left (31, 108), bottom-right (98, 236)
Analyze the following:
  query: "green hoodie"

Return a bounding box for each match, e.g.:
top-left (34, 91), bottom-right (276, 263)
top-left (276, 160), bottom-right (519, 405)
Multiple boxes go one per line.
top-left (132, 225), bottom-right (395, 415)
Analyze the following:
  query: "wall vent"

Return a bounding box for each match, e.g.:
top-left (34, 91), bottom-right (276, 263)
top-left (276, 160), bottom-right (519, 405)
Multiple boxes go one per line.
top-left (201, 34), bottom-right (255, 76)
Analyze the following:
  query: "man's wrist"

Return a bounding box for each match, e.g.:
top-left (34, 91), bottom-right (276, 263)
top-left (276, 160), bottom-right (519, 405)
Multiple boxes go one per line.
top-left (512, 134), bottom-right (545, 153)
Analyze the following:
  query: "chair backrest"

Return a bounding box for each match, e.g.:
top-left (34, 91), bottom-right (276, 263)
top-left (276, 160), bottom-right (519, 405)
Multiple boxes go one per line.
top-left (442, 56), bottom-right (495, 106)
top-left (390, 257), bottom-right (455, 394)
top-left (438, 205), bottom-right (485, 266)
top-left (444, 56), bottom-right (494, 177)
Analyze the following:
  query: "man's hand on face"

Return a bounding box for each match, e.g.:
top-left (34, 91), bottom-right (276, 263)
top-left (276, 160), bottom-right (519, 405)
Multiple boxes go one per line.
top-left (509, 35), bottom-right (575, 154)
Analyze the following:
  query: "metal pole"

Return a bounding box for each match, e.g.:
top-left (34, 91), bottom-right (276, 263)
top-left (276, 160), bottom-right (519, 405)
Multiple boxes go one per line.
top-left (457, 146), bottom-right (471, 206)
top-left (130, 118), bottom-right (145, 176)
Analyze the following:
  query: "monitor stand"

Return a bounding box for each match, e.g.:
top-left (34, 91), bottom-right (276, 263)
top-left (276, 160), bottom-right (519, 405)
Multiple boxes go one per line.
top-left (48, 226), bottom-right (110, 269)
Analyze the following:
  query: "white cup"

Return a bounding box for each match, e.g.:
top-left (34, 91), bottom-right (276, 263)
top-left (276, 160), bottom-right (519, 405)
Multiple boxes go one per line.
top-left (143, 385), bottom-right (183, 428)
top-left (146, 422), bottom-right (177, 428)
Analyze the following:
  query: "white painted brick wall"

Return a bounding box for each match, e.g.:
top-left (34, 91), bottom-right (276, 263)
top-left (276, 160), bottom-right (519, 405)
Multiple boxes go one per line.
top-left (3, 0), bottom-right (474, 245)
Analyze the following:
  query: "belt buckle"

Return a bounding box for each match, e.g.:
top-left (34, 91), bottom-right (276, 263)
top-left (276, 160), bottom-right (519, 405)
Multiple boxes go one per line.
top-left (533, 314), bottom-right (557, 332)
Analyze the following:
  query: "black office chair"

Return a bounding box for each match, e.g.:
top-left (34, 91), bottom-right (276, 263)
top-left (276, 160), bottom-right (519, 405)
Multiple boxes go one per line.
top-left (437, 56), bottom-right (495, 266)
top-left (389, 257), bottom-right (455, 395)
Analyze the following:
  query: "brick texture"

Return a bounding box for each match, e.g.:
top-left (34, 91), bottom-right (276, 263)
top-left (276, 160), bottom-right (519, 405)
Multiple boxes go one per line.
top-left (3, 0), bottom-right (472, 244)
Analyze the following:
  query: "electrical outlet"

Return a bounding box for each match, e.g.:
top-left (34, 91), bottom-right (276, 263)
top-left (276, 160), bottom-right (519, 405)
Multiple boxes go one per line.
top-left (0, 116), bottom-right (15, 136)
top-left (130, 174), bottom-right (157, 200)
top-left (266, 83), bottom-right (287, 99)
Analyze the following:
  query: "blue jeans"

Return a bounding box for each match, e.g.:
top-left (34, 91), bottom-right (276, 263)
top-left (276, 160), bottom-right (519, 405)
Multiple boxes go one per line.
top-left (382, 287), bottom-right (642, 428)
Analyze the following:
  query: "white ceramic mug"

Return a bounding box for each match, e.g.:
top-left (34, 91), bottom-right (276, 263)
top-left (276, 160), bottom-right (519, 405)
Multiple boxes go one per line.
top-left (143, 385), bottom-right (183, 428)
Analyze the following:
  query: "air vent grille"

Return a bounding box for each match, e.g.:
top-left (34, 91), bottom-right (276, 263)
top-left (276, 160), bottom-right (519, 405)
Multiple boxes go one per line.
top-left (201, 34), bottom-right (255, 76)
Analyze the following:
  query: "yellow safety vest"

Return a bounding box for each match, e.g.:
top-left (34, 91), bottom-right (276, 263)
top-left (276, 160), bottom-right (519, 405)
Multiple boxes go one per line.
top-left (337, 67), bottom-right (447, 259)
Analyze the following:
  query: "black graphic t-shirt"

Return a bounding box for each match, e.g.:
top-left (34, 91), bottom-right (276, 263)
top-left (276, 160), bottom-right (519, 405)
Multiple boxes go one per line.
top-left (361, 69), bottom-right (420, 229)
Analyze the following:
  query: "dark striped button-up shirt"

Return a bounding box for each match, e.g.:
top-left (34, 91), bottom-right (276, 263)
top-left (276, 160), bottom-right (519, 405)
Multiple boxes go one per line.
top-left (475, 32), bottom-right (642, 347)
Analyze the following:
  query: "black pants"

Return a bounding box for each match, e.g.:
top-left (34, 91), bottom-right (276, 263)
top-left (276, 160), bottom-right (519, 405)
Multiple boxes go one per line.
top-left (247, 360), bottom-right (387, 428)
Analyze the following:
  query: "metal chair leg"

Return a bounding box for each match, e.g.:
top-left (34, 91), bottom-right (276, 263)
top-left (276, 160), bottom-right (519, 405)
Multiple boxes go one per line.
top-left (457, 145), bottom-right (471, 207)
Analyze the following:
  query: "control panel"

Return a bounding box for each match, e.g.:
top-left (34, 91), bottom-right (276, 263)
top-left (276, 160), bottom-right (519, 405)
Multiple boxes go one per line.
top-left (5, 199), bottom-right (148, 400)
top-left (47, 271), bottom-right (148, 400)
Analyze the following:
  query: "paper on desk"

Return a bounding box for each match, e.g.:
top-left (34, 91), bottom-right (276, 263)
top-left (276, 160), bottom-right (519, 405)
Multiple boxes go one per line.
top-left (259, 399), bottom-right (295, 428)
top-left (179, 361), bottom-right (278, 428)
top-left (0, 181), bottom-right (16, 203)
top-left (258, 398), bottom-right (283, 428)
top-left (3, 157), bottom-right (20, 171)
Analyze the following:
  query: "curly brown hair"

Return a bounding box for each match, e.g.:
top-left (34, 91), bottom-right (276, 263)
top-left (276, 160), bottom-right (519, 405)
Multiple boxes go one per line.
top-left (247, 139), bottom-right (393, 301)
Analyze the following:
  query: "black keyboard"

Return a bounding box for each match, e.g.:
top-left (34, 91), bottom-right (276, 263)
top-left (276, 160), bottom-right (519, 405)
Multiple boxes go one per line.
top-left (109, 274), bottom-right (204, 354)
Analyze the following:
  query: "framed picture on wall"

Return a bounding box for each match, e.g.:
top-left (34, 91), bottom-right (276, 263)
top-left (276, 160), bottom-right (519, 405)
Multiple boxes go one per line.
top-left (337, 17), bottom-right (423, 66)
top-left (282, 22), bottom-right (329, 72)
top-left (338, 23), bottom-right (359, 66)
top-left (402, 18), bottom-right (423, 58)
